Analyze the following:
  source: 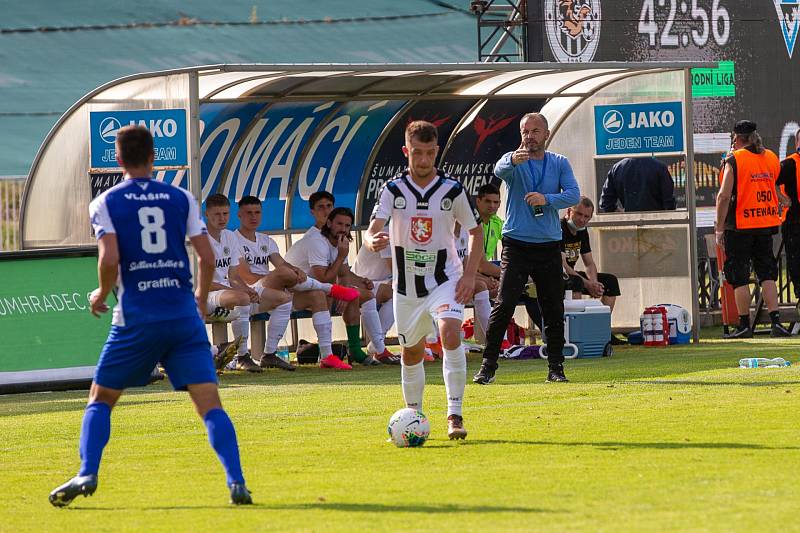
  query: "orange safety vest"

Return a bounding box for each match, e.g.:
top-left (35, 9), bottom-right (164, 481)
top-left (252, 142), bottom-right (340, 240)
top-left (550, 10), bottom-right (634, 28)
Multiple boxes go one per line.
top-left (733, 148), bottom-right (781, 229)
top-left (789, 152), bottom-right (800, 202)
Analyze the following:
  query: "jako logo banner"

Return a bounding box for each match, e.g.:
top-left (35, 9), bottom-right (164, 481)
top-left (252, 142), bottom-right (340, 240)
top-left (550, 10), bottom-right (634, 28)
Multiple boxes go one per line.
top-left (89, 109), bottom-right (188, 169)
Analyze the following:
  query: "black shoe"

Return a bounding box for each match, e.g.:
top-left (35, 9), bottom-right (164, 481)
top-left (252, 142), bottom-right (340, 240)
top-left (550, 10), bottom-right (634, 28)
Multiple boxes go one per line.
top-left (472, 360), bottom-right (497, 385)
top-left (149, 366), bottom-right (166, 383)
top-left (724, 326), bottom-right (753, 339)
top-left (214, 336), bottom-right (243, 370)
top-left (229, 482), bottom-right (253, 505)
top-left (771, 323), bottom-right (792, 338)
top-left (258, 353), bottom-right (296, 371)
top-left (49, 474), bottom-right (98, 507)
top-left (609, 334), bottom-right (627, 346)
top-left (234, 353), bottom-right (263, 373)
top-left (546, 364), bottom-right (569, 382)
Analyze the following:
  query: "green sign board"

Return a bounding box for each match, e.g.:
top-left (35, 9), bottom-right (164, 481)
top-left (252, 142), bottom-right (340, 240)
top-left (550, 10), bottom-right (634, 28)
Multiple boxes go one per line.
top-left (0, 253), bottom-right (110, 379)
top-left (691, 61), bottom-right (736, 98)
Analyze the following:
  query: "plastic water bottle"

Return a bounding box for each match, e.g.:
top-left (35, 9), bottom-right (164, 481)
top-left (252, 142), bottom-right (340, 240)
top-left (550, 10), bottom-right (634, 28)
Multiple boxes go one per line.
top-left (738, 357), bottom-right (791, 368)
top-left (277, 341), bottom-right (290, 363)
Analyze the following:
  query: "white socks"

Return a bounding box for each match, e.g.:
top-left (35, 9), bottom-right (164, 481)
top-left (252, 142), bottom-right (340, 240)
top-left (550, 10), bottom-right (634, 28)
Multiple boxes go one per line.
top-left (294, 277), bottom-right (332, 294)
top-left (443, 345), bottom-right (466, 417)
top-left (473, 290), bottom-right (491, 344)
top-left (378, 299), bottom-right (394, 336)
top-left (361, 299), bottom-right (385, 353)
top-left (264, 301), bottom-right (292, 354)
top-left (311, 310), bottom-right (333, 357)
top-left (231, 305), bottom-right (250, 356)
top-left (401, 359), bottom-right (425, 411)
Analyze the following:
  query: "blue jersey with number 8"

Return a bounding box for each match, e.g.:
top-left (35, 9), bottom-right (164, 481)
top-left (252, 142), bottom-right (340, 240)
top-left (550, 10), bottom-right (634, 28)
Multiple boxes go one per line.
top-left (89, 177), bottom-right (207, 327)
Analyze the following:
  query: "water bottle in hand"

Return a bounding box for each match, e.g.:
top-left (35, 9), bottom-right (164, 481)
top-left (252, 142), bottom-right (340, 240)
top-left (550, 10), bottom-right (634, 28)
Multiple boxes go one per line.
top-left (738, 357), bottom-right (791, 368)
top-left (277, 341), bottom-right (290, 363)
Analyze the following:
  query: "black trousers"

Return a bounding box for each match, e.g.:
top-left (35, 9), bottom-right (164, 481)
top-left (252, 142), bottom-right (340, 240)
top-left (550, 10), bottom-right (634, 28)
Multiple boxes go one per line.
top-left (483, 237), bottom-right (566, 368)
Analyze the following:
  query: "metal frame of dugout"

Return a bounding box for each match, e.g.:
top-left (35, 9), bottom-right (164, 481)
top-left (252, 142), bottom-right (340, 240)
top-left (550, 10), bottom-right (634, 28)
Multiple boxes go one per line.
top-left (13, 62), bottom-right (715, 389)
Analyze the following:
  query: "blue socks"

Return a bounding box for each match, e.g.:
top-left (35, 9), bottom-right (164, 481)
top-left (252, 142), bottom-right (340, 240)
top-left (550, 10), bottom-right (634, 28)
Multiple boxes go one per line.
top-left (204, 408), bottom-right (245, 486)
top-left (78, 402), bottom-right (112, 476)
top-left (76, 403), bottom-right (244, 487)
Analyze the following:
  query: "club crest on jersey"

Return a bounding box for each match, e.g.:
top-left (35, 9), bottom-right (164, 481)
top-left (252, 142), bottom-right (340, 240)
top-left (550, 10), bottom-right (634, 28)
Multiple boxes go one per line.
top-left (440, 197), bottom-right (453, 211)
top-left (394, 196), bottom-right (407, 209)
top-left (410, 217), bottom-right (433, 245)
top-left (260, 245), bottom-right (269, 253)
top-left (223, 246), bottom-right (230, 255)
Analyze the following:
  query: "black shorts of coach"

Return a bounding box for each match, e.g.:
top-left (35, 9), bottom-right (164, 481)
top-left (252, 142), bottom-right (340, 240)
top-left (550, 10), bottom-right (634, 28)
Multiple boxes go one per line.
top-left (722, 229), bottom-right (778, 288)
top-left (566, 271), bottom-right (621, 297)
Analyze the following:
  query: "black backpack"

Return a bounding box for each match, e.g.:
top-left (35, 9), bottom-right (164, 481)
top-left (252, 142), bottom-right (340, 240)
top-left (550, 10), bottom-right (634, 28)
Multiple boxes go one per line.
top-left (295, 340), bottom-right (349, 365)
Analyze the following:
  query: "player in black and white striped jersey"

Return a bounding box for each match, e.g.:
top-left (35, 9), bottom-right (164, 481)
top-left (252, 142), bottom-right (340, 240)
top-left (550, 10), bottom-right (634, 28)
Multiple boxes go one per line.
top-left (365, 120), bottom-right (483, 440)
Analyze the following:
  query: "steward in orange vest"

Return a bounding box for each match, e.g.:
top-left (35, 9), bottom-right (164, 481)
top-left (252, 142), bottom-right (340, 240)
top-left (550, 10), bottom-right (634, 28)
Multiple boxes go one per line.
top-left (777, 128), bottom-right (800, 299)
top-left (714, 120), bottom-right (791, 339)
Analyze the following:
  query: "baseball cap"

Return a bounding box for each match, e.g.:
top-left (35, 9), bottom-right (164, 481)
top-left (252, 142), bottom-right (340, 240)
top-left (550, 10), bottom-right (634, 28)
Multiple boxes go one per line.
top-left (733, 120), bottom-right (757, 134)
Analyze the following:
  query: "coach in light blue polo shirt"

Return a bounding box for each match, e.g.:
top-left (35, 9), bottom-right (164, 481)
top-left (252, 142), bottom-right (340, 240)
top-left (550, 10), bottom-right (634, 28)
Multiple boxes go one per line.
top-left (473, 112), bottom-right (580, 385)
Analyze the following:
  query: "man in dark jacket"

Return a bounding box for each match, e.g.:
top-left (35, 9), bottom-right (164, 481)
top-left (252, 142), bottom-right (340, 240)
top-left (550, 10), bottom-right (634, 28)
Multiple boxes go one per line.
top-left (599, 157), bottom-right (676, 212)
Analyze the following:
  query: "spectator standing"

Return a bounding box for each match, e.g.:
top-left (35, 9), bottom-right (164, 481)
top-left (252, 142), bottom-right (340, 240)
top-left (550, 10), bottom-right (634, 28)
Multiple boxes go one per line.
top-left (600, 156), bottom-right (676, 212)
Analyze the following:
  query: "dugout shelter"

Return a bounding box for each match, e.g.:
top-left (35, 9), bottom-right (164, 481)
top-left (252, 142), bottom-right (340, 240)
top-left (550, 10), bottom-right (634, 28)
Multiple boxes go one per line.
top-left (5, 62), bottom-right (712, 391)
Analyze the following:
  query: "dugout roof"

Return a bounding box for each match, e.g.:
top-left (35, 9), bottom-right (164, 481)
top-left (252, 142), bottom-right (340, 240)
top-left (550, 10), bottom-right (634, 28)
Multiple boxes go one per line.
top-left (20, 62), bottom-right (715, 337)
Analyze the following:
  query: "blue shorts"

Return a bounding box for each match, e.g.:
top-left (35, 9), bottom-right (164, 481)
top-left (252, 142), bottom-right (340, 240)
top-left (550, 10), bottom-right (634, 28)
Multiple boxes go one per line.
top-left (95, 316), bottom-right (216, 391)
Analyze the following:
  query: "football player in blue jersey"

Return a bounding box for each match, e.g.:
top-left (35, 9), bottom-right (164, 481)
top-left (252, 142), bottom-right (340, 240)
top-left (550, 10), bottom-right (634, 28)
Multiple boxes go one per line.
top-left (49, 125), bottom-right (252, 507)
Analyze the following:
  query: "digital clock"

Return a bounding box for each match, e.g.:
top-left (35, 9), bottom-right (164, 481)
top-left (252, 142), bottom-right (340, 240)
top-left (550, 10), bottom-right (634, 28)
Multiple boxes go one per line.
top-left (638, 0), bottom-right (730, 49)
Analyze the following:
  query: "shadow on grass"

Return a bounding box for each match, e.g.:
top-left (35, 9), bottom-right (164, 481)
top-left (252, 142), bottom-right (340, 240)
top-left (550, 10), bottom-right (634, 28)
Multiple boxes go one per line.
top-left (461, 439), bottom-right (800, 450)
top-left (69, 502), bottom-right (552, 514)
top-left (0, 398), bottom-right (180, 418)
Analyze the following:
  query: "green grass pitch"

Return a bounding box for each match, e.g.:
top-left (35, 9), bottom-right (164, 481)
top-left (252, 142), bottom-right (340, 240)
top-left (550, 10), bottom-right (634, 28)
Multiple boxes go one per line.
top-left (3, 330), bottom-right (799, 532)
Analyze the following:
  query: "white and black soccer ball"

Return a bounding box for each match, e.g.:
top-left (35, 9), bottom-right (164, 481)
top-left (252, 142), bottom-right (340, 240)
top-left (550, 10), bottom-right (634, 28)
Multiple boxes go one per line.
top-left (387, 408), bottom-right (430, 448)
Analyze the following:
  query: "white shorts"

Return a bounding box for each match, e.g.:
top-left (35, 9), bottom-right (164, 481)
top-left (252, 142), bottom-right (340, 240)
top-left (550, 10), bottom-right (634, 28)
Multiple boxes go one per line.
top-left (371, 278), bottom-right (392, 298)
top-left (205, 290), bottom-right (241, 322)
top-left (394, 279), bottom-right (464, 347)
top-left (248, 281), bottom-right (265, 297)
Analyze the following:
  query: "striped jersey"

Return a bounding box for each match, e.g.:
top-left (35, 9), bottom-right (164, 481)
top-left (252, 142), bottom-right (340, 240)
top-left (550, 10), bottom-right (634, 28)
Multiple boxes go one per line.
top-left (372, 171), bottom-right (479, 298)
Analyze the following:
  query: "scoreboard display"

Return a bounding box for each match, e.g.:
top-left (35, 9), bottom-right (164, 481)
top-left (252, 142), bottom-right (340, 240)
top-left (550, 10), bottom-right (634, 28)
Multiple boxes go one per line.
top-left (530, 0), bottom-right (800, 161)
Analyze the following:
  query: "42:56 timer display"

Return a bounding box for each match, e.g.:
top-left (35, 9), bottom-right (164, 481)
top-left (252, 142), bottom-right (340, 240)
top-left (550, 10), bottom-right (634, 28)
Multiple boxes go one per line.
top-left (638, 0), bottom-right (731, 48)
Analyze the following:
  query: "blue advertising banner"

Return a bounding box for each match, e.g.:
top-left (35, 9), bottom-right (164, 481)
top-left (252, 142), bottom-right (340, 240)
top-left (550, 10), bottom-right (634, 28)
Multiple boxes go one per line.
top-left (594, 102), bottom-right (684, 156)
top-left (289, 99), bottom-right (406, 229)
top-left (89, 109), bottom-right (188, 168)
top-left (221, 101), bottom-right (334, 231)
top-left (199, 102), bottom-right (269, 200)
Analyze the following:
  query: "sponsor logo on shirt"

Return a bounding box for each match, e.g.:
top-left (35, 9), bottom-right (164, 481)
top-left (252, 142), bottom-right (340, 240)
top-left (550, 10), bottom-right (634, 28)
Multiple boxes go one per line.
top-left (137, 277), bottom-right (181, 291)
top-left (128, 259), bottom-right (186, 271)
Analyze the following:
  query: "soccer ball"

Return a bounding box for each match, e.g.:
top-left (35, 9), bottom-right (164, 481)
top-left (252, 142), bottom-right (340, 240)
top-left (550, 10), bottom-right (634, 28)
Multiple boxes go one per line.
top-left (387, 408), bottom-right (430, 448)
